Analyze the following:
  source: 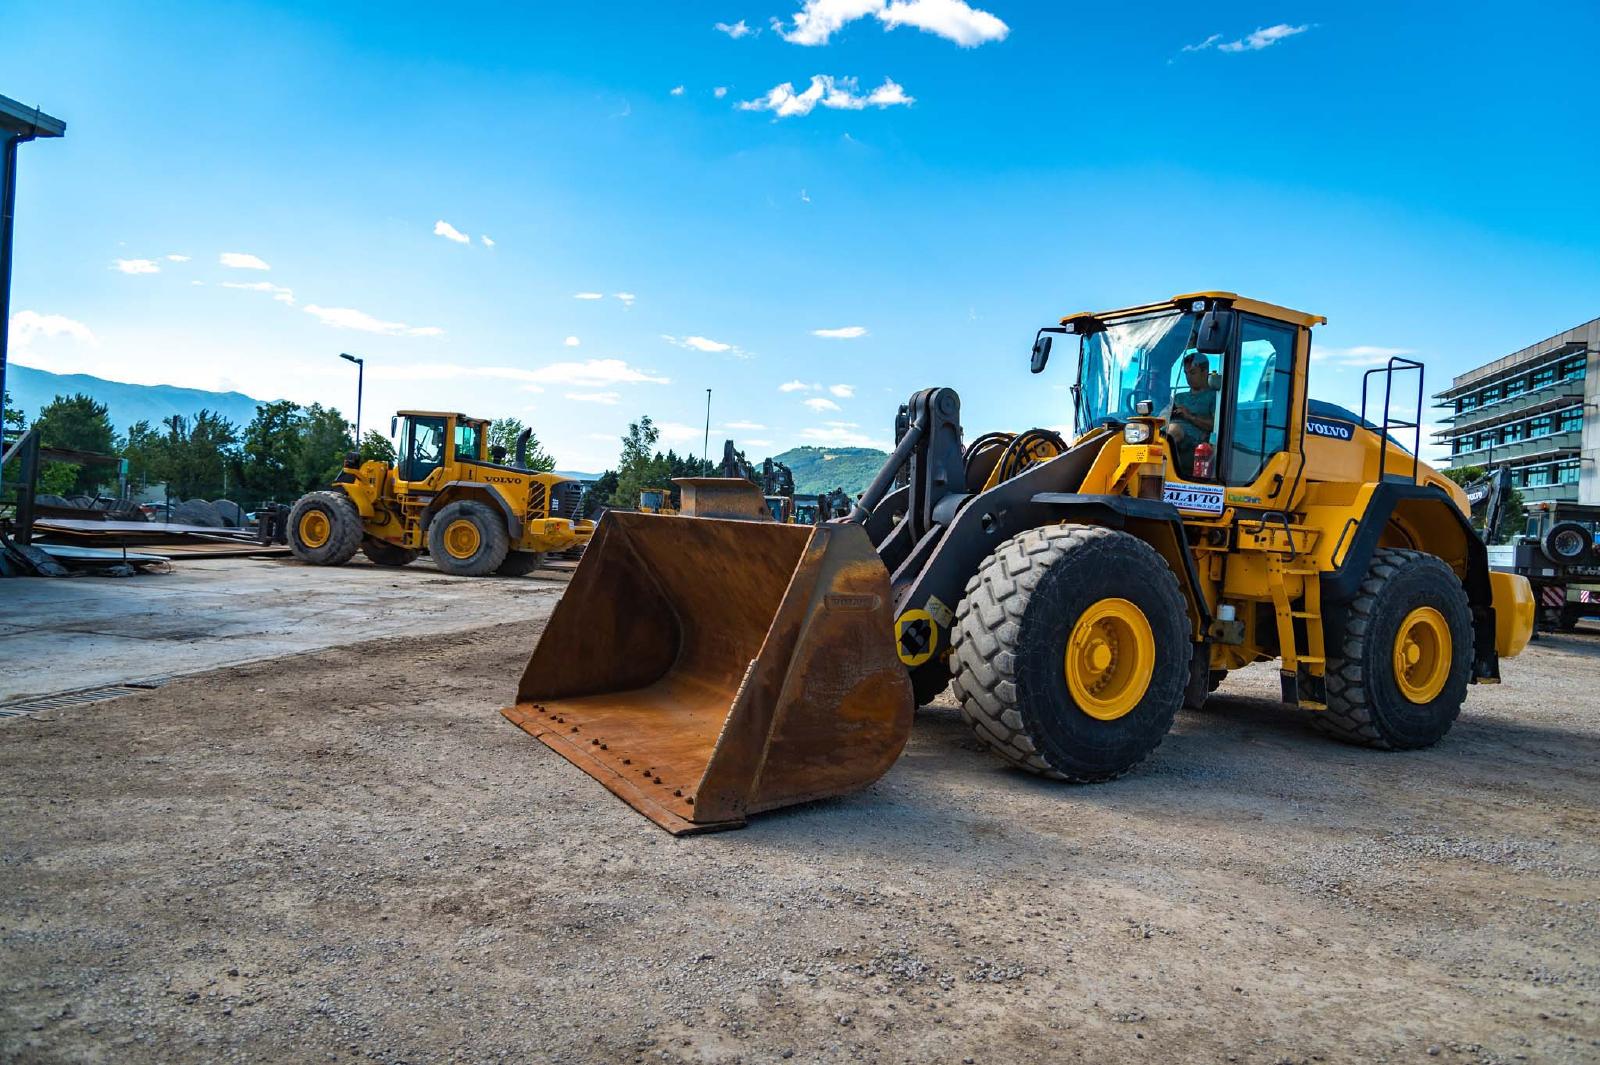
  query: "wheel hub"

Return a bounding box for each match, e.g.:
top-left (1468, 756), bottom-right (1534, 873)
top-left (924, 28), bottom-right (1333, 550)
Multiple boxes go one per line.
top-left (299, 510), bottom-right (330, 549)
top-left (1064, 598), bottom-right (1153, 721)
top-left (444, 518), bottom-right (481, 559)
top-left (1393, 605), bottom-right (1450, 704)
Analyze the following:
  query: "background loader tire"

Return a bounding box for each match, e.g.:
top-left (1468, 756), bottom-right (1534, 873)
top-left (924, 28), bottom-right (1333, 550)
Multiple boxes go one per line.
top-left (427, 500), bottom-right (509, 577)
top-left (287, 491), bottom-right (363, 566)
top-left (1314, 548), bottom-right (1472, 750)
top-left (950, 524), bottom-right (1190, 782)
top-left (1183, 669), bottom-right (1230, 712)
top-left (495, 550), bottom-right (546, 577)
top-left (362, 538), bottom-right (419, 568)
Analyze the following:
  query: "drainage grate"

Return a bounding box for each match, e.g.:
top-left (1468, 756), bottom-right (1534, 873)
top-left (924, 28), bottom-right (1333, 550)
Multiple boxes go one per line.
top-left (0, 683), bottom-right (160, 721)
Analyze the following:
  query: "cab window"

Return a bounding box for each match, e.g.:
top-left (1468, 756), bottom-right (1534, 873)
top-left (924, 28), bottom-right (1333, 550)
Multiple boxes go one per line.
top-left (454, 422), bottom-right (482, 463)
top-left (1228, 318), bottom-right (1297, 484)
top-left (399, 416), bottom-right (448, 482)
top-left (1163, 351), bottom-right (1222, 480)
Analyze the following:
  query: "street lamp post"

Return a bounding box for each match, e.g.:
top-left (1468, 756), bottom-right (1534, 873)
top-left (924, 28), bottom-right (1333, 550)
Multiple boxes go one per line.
top-left (339, 352), bottom-right (364, 447)
top-left (702, 389), bottom-right (712, 475)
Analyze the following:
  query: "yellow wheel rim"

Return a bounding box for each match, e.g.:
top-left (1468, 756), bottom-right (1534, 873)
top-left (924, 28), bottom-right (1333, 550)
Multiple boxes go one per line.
top-left (1064, 598), bottom-right (1154, 721)
top-left (442, 518), bottom-right (481, 560)
top-left (1393, 606), bottom-right (1450, 703)
top-left (298, 510), bottom-right (331, 549)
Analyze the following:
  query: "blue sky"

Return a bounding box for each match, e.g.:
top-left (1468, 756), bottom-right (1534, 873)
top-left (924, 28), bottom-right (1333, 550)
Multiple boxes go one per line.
top-left (7, 1), bottom-right (1598, 470)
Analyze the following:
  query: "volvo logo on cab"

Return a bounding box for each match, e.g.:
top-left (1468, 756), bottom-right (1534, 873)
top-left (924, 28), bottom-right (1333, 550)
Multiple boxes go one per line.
top-left (1306, 417), bottom-right (1355, 441)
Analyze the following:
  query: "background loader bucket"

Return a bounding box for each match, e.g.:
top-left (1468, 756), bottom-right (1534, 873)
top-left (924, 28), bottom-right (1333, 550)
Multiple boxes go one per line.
top-left (502, 511), bottom-right (914, 833)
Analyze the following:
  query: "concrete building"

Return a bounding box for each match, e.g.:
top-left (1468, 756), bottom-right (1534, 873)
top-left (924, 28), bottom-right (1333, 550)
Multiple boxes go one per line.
top-left (1435, 316), bottom-right (1597, 506)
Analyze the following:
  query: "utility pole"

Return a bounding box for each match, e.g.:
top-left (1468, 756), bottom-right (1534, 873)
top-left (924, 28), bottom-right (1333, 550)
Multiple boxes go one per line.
top-left (339, 352), bottom-right (364, 446)
top-left (702, 389), bottom-right (713, 475)
top-left (0, 95), bottom-right (66, 495)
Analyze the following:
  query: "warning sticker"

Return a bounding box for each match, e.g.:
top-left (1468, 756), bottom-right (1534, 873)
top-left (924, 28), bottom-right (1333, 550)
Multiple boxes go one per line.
top-left (1163, 482), bottom-right (1225, 514)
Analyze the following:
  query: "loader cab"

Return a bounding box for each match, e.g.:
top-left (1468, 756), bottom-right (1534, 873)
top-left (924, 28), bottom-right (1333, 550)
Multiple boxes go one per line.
top-left (394, 411), bottom-right (488, 485)
top-left (1064, 293), bottom-right (1320, 508)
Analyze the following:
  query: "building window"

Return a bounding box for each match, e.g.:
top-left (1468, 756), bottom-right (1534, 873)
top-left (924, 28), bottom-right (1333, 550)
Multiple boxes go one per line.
top-left (1530, 414), bottom-right (1553, 437)
top-left (1510, 466), bottom-right (1527, 487)
top-left (1459, 393), bottom-right (1478, 412)
top-left (1531, 366), bottom-right (1556, 389)
top-left (1503, 422), bottom-right (1527, 443)
top-left (1506, 377), bottom-right (1528, 397)
top-left (1559, 407), bottom-right (1584, 433)
top-left (1561, 356), bottom-right (1586, 381)
top-left (1527, 464), bottom-right (1552, 487)
top-left (1557, 460), bottom-right (1580, 485)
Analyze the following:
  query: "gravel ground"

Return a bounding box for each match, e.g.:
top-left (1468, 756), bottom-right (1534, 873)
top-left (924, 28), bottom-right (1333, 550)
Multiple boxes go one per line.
top-left (1, 617), bottom-right (1597, 1064)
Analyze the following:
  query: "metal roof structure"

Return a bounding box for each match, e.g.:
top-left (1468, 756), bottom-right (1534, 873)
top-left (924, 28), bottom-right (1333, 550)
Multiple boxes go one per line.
top-left (0, 94), bottom-right (66, 139)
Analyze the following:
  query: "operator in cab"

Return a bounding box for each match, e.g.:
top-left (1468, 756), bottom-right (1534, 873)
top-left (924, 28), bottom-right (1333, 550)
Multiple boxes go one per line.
top-left (1163, 351), bottom-right (1217, 478)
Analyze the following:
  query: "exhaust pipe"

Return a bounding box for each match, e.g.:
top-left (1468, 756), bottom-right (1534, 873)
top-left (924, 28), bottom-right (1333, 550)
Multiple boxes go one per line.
top-left (514, 427), bottom-right (532, 469)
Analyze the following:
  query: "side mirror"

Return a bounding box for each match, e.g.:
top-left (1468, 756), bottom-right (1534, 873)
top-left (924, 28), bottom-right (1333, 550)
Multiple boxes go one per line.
top-left (1030, 334), bottom-right (1053, 374)
top-left (389, 416), bottom-right (398, 437)
top-left (1196, 309), bottom-right (1234, 355)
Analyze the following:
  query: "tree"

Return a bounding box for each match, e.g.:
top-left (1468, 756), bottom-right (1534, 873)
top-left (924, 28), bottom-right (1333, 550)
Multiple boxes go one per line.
top-left (1440, 464), bottom-right (1526, 544)
top-left (237, 400), bottom-right (305, 502)
top-left (122, 420), bottom-right (166, 490)
top-left (1, 391), bottom-right (23, 494)
top-left (2, 390), bottom-right (22, 434)
top-left (157, 410), bottom-right (240, 499)
top-left (611, 416), bottom-right (664, 508)
top-left (295, 403), bottom-right (352, 492)
top-left (488, 417), bottom-right (555, 471)
top-left (584, 470), bottom-right (618, 518)
top-left (358, 428), bottom-right (395, 465)
top-left (35, 393), bottom-right (118, 494)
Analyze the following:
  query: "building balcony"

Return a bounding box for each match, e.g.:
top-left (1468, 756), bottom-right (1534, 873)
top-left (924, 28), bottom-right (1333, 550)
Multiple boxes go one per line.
top-left (1444, 430), bottom-right (1582, 467)
top-left (1438, 377), bottom-right (1585, 429)
top-left (1521, 482), bottom-right (1580, 505)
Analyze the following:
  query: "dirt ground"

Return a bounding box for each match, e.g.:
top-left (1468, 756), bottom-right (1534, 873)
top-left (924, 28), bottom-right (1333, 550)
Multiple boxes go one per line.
top-left (2, 616), bottom-right (1597, 1064)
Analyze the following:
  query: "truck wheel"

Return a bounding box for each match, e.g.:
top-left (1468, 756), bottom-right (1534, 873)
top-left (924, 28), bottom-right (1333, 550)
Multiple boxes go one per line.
top-left (362, 538), bottom-right (419, 568)
top-left (1315, 548), bottom-right (1472, 750)
top-left (287, 491), bottom-right (363, 566)
top-left (495, 550), bottom-right (546, 577)
top-left (950, 524), bottom-right (1190, 782)
top-left (1541, 521), bottom-right (1591, 566)
top-left (428, 501), bottom-right (510, 577)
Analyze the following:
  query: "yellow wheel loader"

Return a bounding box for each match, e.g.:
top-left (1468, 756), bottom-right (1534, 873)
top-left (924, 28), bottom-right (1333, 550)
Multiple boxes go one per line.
top-left (503, 292), bottom-right (1535, 833)
top-left (288, 410), bottom-right (580, 577)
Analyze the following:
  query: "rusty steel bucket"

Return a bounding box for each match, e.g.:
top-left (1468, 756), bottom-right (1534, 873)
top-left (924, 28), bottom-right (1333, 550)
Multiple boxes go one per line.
top-left (502, 510), bottom-right (914, 834)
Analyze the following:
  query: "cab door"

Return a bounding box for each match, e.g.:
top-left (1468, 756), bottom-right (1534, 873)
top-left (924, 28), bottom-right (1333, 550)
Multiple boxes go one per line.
top-left (1222, 315), bottom-right (1304, 508)
top-left (397, 415), bottom-right (450, 489)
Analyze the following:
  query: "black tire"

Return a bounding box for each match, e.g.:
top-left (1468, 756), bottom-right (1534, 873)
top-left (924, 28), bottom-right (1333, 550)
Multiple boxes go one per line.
top-left (950, 524), bottom-right (1190, 782)
top-left (362, 537), bottom-right (419, 568)
top-left (1184, 668), bottom-right (1230, 712)
top-left (1315, 548), bottom-right (1472, 750)
top-left (427, 500), bottom-right (510, 577)
top-left (1557, 605), bottom-right (1583, 633)
top-left (495, 550), bottom-right (546, 577)
top-left (1541, 521), bottom-right (1591, 565)
top-left (287, 491), bottom-right (363, 566)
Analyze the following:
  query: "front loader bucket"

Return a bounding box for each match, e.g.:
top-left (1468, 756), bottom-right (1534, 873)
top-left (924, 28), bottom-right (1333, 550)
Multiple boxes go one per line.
top-left (502, 511), bottom-right (913, 834)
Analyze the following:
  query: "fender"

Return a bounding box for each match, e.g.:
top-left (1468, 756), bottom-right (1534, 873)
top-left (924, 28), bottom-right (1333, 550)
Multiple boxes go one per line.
top-left (1320, 481), bottom-right (1499, 680)
top-left (421, 482), bottom-right (523, 540)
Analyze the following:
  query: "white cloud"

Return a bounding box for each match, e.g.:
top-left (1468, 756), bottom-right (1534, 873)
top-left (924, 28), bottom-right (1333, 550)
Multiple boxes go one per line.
top-left (221, 280), bottom-right (296, 305)
top-left (114, 258), bottom-right (160, 275)
top-left (1314, 344), bottom-right (1415, 367)
top-left (812, 325), bottom-right (867, 339)
top-left (219, 252), bottom-right (271, 270)
top-left (303, 304), bottom-right (443, 337)
top-left (670, 85), bottom-right (686, 96)
top-left (614, 291), bottom-right (636, 307)
top-left (165, 254), bottom-right (191, 262)
top-left (574, 292), bottom-right (604, 300)
top-left (481, 235), bottom-right (495, 247)
top-left (800, 421), bottom-right (886, 448)
top-left (1189, 24), bottom-right (1311, 54)
top-left (776, 0), bottom-right (1006, 47)
top-left (714, 19), bottom-right (755, 38)
top-left (724, 420), bottom-right (768, 430)
top-left (828, 383), bottom-right (855, 398)
top-left (433, 219), bottom-right (470, 244)
top-left (1221, 23), bottom-right (1310, 52)
top-left (9, 311), bottom-right (99, 358)
top-left (566, 391), bottom-right (621, 404)
top-left (564, 336), bottom-right (581, 347)
top-left (714, 86), bottom-right (729, 98)
top-left (739, 75), bottom-right (913, 118)
top-left (800, 188), bottom-right (811, 203)
top-left (780, 379), bottom-right (819, 392)
top-left (804, 396), bottom-right (842, 412)
top-left (368, 358), bottom-right (669, 390)
top-left (666, 334), bottom-right (734, 353)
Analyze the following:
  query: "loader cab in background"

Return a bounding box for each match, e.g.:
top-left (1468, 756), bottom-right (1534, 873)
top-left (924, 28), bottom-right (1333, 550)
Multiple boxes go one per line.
top-left (394, 411), bottom-right (493, 486)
